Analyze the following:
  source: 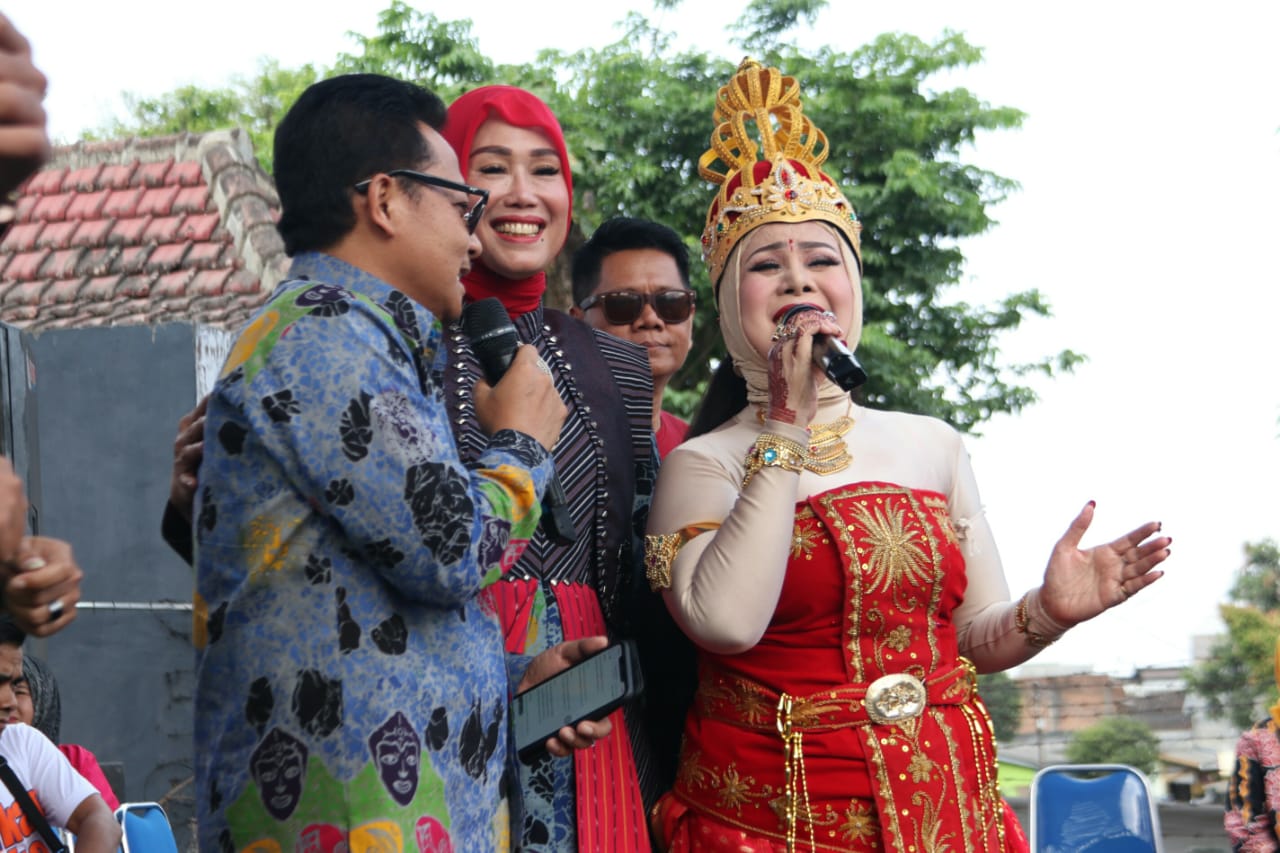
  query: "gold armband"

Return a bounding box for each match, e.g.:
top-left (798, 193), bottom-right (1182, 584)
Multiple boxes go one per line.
top-left (644, 522), bottom-right (720, 591)
top-left (741, 433), bottom-right (807, 489)
top-left (1015, 592), bottom-right (1056, 648)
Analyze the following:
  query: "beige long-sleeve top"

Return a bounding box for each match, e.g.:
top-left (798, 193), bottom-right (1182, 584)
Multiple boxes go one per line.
top-left (647, 399), bottom-right (1067, 672)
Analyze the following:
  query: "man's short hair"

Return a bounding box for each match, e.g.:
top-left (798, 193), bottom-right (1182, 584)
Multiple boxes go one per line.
top-left (571, 217), bottom-right (691, 307)
top-left (0, 615), bottom-right (25, 648)
top-left (274, 73), bottom-right (449, 256)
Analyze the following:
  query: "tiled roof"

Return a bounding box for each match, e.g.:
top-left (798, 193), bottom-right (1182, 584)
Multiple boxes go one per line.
top-left (0, 129), bottom-right (287, 331)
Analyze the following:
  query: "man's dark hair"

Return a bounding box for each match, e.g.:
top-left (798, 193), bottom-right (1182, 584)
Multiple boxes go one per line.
top-left (274, 73), bottom-right (448, 256)
top-left (0, 614), bottom-right (25, 648)
top-left (571, 217), bottom-right (691, 307)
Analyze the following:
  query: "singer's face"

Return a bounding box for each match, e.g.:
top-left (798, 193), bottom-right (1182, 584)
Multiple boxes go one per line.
top-left (736, 222), bottom-right (857, 360)
top-left (464, 120), bottom-right (570, 281)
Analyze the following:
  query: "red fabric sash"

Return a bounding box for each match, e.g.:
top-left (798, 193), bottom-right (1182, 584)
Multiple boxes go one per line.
top-left (486, 579), bottom-right (650, 851)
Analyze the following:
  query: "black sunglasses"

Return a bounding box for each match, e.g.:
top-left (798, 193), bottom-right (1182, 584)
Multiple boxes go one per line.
top-left (579, 289), bottom-right (696, 325)
top-left (353, 169), bottom-right (489, 234)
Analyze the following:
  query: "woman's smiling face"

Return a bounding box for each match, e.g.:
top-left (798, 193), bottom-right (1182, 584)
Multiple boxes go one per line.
top-left (465, 119), bottom-right (570, 280)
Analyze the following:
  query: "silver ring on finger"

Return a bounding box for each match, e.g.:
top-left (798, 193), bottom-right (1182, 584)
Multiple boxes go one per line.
top-left (534, 357), bottom-right (551, 376)
top-left (47, 598), bottom-right (64, 622)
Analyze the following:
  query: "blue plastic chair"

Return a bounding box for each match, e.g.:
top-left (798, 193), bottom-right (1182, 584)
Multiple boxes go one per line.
top-left (114, 802), bottom-right (179, 853)
top-left (1029, 764), bottom-right (1163, 852)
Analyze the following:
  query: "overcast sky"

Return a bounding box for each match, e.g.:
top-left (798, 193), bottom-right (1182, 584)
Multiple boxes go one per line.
top-left (12, 1), bottom-right (1280, 675)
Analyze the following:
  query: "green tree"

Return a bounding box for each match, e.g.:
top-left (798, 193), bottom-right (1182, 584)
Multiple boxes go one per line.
top-left (1187, 539), bottom-right (1280, 729)
top-left (1065, 717), bottom-right (1160, 776)
top-left (98, 0), bottom-right (1083, 428)
top-left (95, 59), bottom-right (319, 173)
top-left (977, 671), bottom-right (1024, 742)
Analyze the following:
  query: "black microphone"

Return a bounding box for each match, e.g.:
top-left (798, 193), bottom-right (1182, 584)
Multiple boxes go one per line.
top-left (779, 304), bottom-right (868, 393)
top-left (461, 297), bottom-right (577, 546)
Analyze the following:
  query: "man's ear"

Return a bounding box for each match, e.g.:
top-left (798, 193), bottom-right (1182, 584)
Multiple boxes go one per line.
top-left (359, 174), bottom-right (399, 238)
top-left (568, 305), bottom-right (584, 320)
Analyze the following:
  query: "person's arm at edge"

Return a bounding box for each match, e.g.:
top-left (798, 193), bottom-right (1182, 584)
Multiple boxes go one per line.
top-left (63, 793), bottom-right (120, 853)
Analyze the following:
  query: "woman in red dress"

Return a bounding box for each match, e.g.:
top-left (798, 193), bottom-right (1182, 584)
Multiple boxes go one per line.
top-left (644, 59), bottom-right (1172, 852)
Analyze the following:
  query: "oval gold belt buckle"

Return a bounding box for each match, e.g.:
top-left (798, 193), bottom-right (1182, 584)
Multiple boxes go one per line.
top-left (865, 673), bottom-right (927, 725)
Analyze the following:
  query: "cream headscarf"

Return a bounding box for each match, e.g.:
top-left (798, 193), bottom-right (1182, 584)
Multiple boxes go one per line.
top-left (716, 221), bottom-right (864, 409)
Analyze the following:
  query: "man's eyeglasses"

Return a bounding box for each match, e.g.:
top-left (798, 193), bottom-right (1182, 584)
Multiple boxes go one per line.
top-left (579, 289), bottom-right (696, 325)
top-left (354, 169), bottom-right (489, 234)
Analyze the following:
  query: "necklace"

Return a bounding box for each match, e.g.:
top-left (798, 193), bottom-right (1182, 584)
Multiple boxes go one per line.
top-left (756, 405), bottom-right (854, 476)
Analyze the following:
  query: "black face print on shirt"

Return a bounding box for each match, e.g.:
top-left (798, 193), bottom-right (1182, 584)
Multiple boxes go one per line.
top-left (368, 711), bottom-right (422, 807)
top-left (250, 727), bottom-right (308, 821)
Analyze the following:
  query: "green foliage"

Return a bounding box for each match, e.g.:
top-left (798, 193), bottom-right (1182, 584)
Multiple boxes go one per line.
top-left (94, 0), bottom-right (1083, 429)
top-left (1187, 539), bottom-right (1280, 729)
top-left (977, 671), bottom-right (1023, 742)
top-left (95, 60), bottom-right (319, 173)
top-left (1065, 717), bottom-right (1160, 776)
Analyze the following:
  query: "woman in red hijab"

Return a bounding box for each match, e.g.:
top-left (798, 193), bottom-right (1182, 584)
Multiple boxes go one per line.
top-left (442, 86), bottom-right (656, 853)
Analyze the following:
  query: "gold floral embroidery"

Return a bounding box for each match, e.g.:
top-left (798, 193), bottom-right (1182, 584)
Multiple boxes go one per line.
top-left (681, 752), bottom-right (775, 817)
top-left (908, 752), bottom-right (936, 782)
top-left (791, 522), bottom-right (821, 559)
top-left (886, 625), bottom-right (912, 652)
top-left (922, 494), bottom-right (959, 547)
top-left (839, 800), bottom-right (878, 843)
top-left (851, 500), bottom-right (931, 593)
top-left (699, 678), bottom-right (774, 728)
top-left (716, 764), bottom-right (762, 813)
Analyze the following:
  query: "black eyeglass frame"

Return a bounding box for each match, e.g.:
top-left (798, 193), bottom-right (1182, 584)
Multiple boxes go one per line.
top-left (579, 289), bottom-right (696, 325)
top-left (353, 169), bottom-right (489, 234)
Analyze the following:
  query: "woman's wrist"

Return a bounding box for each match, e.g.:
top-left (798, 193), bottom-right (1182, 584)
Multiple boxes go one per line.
top-left (1015, 588), bottom-right (1070, 648)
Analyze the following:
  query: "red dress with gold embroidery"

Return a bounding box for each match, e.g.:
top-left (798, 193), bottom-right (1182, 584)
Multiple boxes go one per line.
top-left (663, 482), bottom-right (1014, 852)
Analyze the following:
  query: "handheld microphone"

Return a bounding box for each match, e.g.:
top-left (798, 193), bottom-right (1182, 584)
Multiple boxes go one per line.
top-left (462, 298), bottom-right (577, 546)
top-left (779, 304), bottom-right (868, 393)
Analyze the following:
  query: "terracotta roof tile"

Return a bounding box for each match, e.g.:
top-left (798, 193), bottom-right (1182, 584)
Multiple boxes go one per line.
top-left (146, 242), bottom-right (191, 273)
top-left (185, 242), bottom-right (225, 269)
top-left (4, 280), bottom-right (51, 306)
top-left (115, 245), bottom-right (150, 274)
top-left (0, 222), bottom-right (43, 253)
top-left (142, 215), bottom-right (184, 244)
top-left (189, 268), bottom-right (232, 296)
top-left (36, 221), bottom-right (79, 251)
top-left (43, 277), bottom-right (87, 305)
top-left (2, 129), bottom-right (284, 330)
top-left (80, 274), bottom-right (130, 303)
top-left (25, 168), bottom-right (66, 195)
top-left (63, 165), bottom-right (104, 192)
top-left (76, 247), bottom-right (117, 278)
top-left (2, 250), bottom-right (48, 281)
top-left (178, 212), bottom-right (221, 242)
top-left (70, 218), bottom-right (113, 249)
top-left (173, 185), bottom-right (210, 215)
top-left (102, 188), bottom-right (143, 219)
top-left (32, 193), bottom-right (73, 222)
top-left (136, 159), bottom-right (173, 188)
top-left (44, 248), bottom-right (85, 279)
top-left (109, 217), bottom-right (150, 245)
top-left (169, 161), bottom-right (203, 187)
top-left (14, 195), bottom-right (36, 221)
top-left (99, 162), bottom-right (138, 190)
top-left (66, 189), bottom-right (110, 221)
top-left (137, 185), bottom-right (181, 217)
top-left (153, 269), bottom-right (196, 300)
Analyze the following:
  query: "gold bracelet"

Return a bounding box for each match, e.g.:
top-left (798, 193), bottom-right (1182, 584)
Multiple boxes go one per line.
top-left (644, 522), bottom-right (720, 591)
top-left (741, 433), bottom-right (807, 489)
top-left (1014, 592), bottom-right (1056, 648)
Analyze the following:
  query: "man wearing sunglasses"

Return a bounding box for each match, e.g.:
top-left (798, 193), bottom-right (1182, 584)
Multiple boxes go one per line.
top-left (571, 217), bottom-right (697, 459)
top-left (190, 73), bottom-right (607, 852)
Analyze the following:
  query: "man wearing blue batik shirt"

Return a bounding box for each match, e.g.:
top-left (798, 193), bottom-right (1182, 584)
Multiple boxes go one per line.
top-left (193, 73), bottom-right (606, 853)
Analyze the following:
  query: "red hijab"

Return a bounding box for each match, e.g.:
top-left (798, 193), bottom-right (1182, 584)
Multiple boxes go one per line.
top-left (443, 86), bottom-right (573, 318)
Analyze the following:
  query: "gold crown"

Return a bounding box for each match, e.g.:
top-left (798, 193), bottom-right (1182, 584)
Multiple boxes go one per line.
top-left (699, 58), bottom-right (862, 284)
